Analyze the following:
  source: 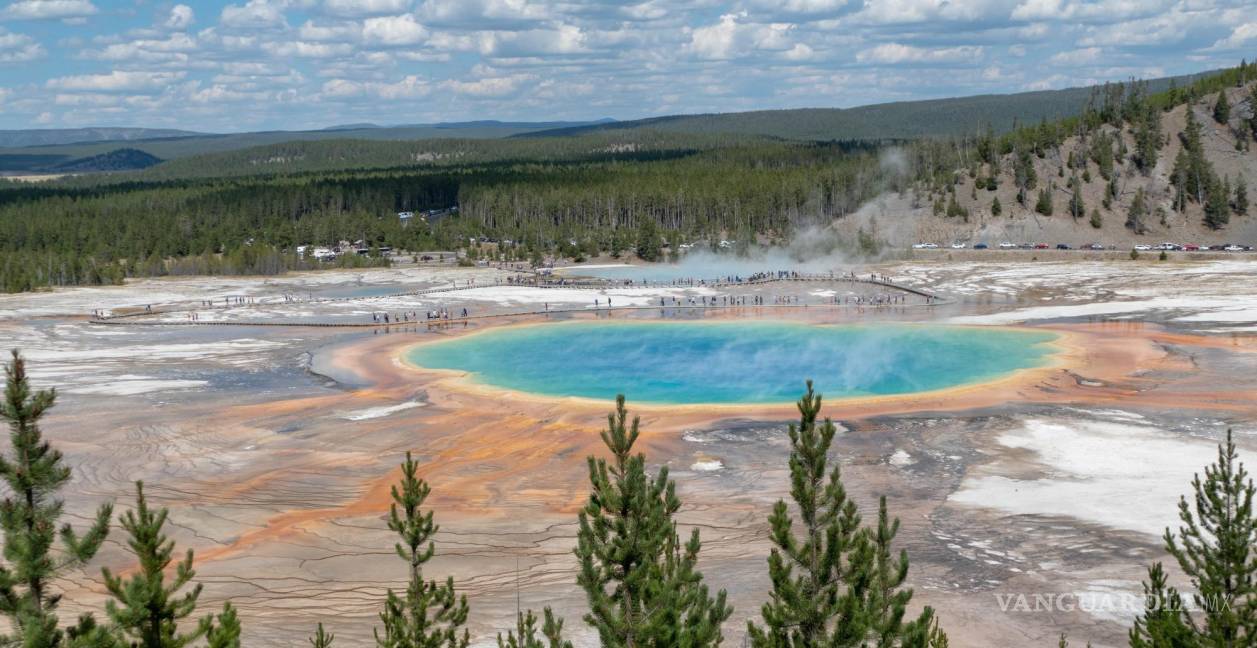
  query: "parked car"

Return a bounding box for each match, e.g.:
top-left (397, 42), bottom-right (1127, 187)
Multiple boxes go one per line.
top-left (912, 242), bottom-right (939, 249)
top-left (1034, 243), bottom-right (1049, 249)
top-left (1183, 244), bottom-right (1200, 251)
top-left (999, 242), bottom-right (1016, 249)
top-left (1134, 244), bottom-right (1152, 251)
top-left (1087, 243), bottom-right (1105, 250)
top-left (1225, 244), bottom-right (1244, 252)
top-left (973, 243), bottom-right (989, 250)
top-left (1056, 243), bottom-right (1071, 250)
top-left (951, 242), bottom-right (967, 249)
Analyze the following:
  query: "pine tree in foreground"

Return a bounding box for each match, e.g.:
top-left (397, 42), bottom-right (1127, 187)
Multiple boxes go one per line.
top-left (374, 452), bottom-right (470, 648)
top-left (309, 623), bottom-right (335, 647)
top-left (102, 481), bottom-right (209, 648)
top-left (575, 395), bottom-right (731, 647)
top-left (748, 381), bottom-right (945, 647)
top-left (1163, 429), bottom-right (1256, 645)
top-left (496, 608), bottom-right (571, 648)
top-left (1128, 563), bottom-right (1197, 648)
top-left (0, 349), bottom-right (113, 647)
top-left (205, 603), bottom-right (241, 648)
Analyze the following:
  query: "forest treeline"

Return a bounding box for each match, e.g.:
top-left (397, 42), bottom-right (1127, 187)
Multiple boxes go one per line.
top-left (4, 348), bottom-right (1256, 646)
top-left (0, 140), bottom-right (891, 292)
top-left (1, 62), bottom-right (1253, 293)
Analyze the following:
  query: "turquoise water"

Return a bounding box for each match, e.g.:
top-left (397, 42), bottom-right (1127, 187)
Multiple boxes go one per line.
top-left (406, 321), bottom-right (1058, 405)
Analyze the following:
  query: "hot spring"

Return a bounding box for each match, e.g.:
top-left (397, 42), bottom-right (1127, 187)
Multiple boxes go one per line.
top-left (405, 321), bottom-right (1058, 405)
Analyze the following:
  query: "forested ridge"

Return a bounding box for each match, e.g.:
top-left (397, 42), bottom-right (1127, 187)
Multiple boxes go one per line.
top-left (1, 62), bottom-right (1253, 293)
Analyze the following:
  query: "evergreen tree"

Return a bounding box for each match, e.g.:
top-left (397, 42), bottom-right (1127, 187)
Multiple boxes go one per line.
top-left (1127, 188), bottom-right (1148, 234)
top-left (0, 350), bottom-right (113, 647)
top-left (497, 608), bottom-right (571, 648)
top-left (1128, 563), bottom-right (1197, 648)
top-left (1035, 187), bottom-right (1054, 216)
top-left (575, 396), bottom-right (731, 647)
top-left (1236, 177), bottom-right (1248, 216)
top-left (101, 481), bottom-right (209, 648)
top-left (1089, 209), bottom-right (1102, 229)
top-left (1068, 176), bottom-right (1085, 220)
top-left (310, 623), bottom-right (335, 648)
top-left (748, 382), bottom-right (944, 647)
top-left (1214, 90), bottom-right (1231, 124)
top-left (374, 452), bottom-right (470, 648)
top-left (1205, 175), bottom-right (1231, 229)
top-left (206, 603), bottom-right (241, 648)
top-left (991, 197), bottom-right (1002, 216)
top-left (1134, 105), bottom-right (1162, 173)
top-left (1249, 86), bottom-right (1257, 141)
top-left (635, 220), bottom-right (662, 263)
top-left (1163, 429), bottom-right (1256, 645)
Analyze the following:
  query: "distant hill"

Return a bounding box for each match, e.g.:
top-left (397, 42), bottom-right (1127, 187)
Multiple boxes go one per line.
top-left (46, 148), bottom-right (162, 173)
top-left (0, 127), bottom-right (206, 148)
top-left (0, 120), bottom-right (616, 172)
top-left (521, 72), bottom-right (1213, 141)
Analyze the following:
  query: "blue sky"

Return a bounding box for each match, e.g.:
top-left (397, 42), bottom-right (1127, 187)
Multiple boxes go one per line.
top-left (0, 0), bottom-right (1254, 132)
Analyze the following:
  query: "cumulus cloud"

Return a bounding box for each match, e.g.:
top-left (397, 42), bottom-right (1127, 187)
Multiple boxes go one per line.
top-left (324, 0), bottom-right (410, 16)
top-left (686, 12), bottom-right (795, 60)
top-left (441, 73), bottom-right (533, 97)
top-left (415, 0), bottom-right (549, 27)
top-left (1049, 46), bottom-right (1102, 65)
top-left (46, 70), bottom-right (186, 92)
top-left (1, 0), bottom-right (96, 20)
top-left (361, 13), bottom-right (428, 45)
top-left (164, 4), bottom-right (195, 30)
top-left (323, 74), bottom-right (429, 99)
top-left (1011, 0), bottom-right (1171, 23)
top-left (86, 33), bottom-right (198, 62)
top-left (479, 25), bottom-right (587, 57)
top-left (1, 0), bottom-right (1247, 130)
top-left (1209, 22), bottom-right (1257, 51)
top-left (857, 43), bottom-right (984, 64)
top-left (0, 28), bottom-right (45, 63)
top-left (220, 0), bottom-right (287, 29)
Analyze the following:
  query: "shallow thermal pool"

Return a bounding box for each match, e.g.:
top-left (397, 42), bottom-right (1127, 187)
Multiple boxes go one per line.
top-left (406, 321), bottom-right (1058, 404)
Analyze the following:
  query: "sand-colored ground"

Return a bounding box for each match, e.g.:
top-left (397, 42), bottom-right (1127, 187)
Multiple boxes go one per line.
top-left (3, 260), bottom-right (1256, 647)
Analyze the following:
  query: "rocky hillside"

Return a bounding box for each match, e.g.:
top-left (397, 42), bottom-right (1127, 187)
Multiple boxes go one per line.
top-left (865, 73), bottom-right (1257, 249)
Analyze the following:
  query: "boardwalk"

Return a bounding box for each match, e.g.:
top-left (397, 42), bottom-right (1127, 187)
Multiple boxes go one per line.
top-left (89, 273), bottom-right (946, 329)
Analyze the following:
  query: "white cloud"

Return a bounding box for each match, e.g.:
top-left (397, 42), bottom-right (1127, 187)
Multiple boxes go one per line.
top-left (324, 0), bottom-right (410, 16)
top-left (46, 70), bottom-right (185, 92)
top-left (1, 0), bottom-right (96, 20)
top-left (1049, 46), bottom-right (1101, 65)
top-left (686, 12), bottom-right (796, 60)
top-left (440, 73), bottom-right (533, 97)
top-left (88, 33), bottom-right (198, 62)
top-left (857, 43), bottom-right (984, 64)
top-left (854, 0), bottom-right (1009, 24)
top-left (322, 74), bottom-right (429, 99)
top-left (263, 40), bottom-right (354, 57)
top-left (164, 4), bottom-right (195, 30)
top-left (0, 28), bottom-right (45, 63)
top-left (479, 25), bottom-right (588, 57)
top-left (298, 19), bottom-right (362, 41)
top-left (1209, 22), bottom-right (1257, 50)
top-left (362, 13), bottom-right (428, 45)
top-left (415, 0), bottom-right (549, 27)
top-left (1012, 0), bottom-right (1171, 22)
top-left (220, 0), bottom-right (287, 29)
top-left (782, 42), bottom-right (815, 61)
